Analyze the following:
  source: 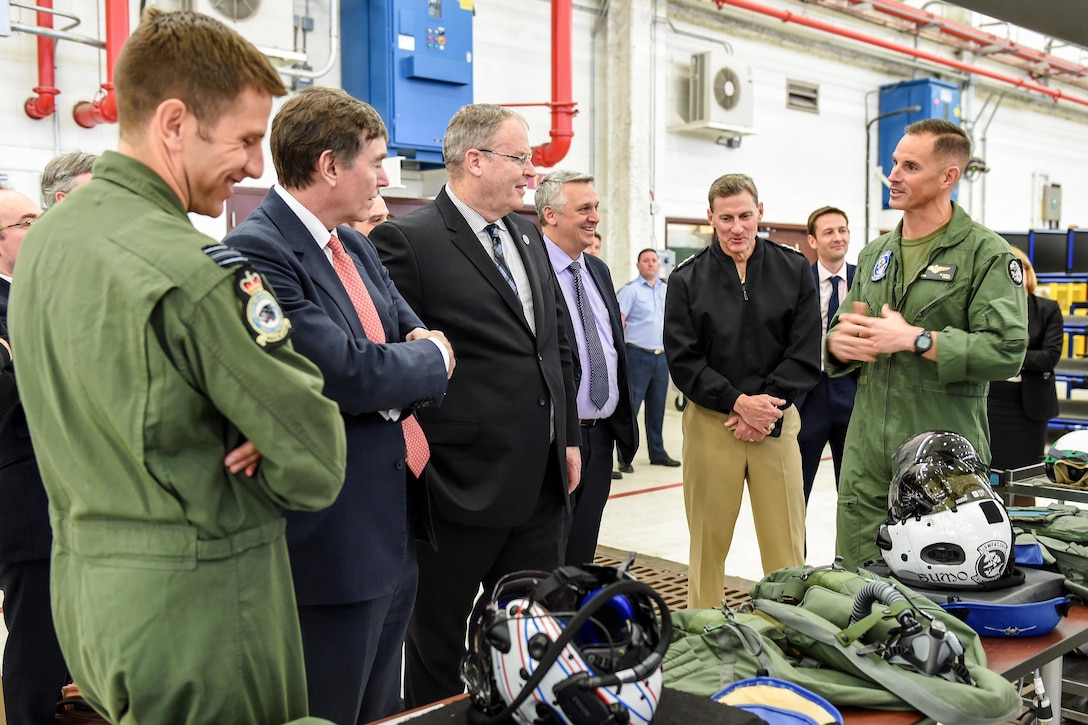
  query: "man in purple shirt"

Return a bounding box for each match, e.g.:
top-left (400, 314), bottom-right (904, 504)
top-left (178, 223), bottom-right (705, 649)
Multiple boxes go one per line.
top-left (537, 170), bottom-right (637, 566)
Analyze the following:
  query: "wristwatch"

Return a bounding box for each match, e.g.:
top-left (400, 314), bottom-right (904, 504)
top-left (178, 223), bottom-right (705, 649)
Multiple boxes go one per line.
top-left (914, 329), bottom-right (933, 355)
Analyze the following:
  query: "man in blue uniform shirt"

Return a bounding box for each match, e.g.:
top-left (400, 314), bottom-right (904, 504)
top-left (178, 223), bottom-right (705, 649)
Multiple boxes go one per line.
top-left (617, 249), bottom-right (680, 472)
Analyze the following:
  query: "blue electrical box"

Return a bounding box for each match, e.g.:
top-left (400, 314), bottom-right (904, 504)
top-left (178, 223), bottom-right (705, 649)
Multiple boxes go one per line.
top-left (877, 79), bottom-right (961, 209)
top-left (341, 0), bottom-right (474, 166)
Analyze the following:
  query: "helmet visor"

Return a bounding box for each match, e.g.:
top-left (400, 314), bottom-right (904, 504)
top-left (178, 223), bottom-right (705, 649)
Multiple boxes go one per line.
top-left (889, 463), bottom-right (996, 520)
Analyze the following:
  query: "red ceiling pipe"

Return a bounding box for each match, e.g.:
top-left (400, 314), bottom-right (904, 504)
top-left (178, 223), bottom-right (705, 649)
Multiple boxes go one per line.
top-left (832, 0), bottom-right (1087, 79)
top-left (531, 0), bottom-right (576, 168)
top-left (73, 0), bottom-right (129, 128)
top-left (712, 0), bottom-right (1088, 109)
top-left (24, 0), bottom-right (59, 120)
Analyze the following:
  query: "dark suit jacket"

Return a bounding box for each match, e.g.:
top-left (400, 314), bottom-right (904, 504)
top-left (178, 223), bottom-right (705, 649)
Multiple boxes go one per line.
top-left (0, 318), bottom-right (17, 420)
top-left (0, 279), bottom-right (52, 565)
top-left (225, 190), bottom-right (448, 604)
top-left (370, 187), bottom-right (579, 527)
top-left (798, 262), bottom-right (858, 411)
top-left (559, 253), bottom-right (637, 463)
top-left (1020, 293), bottom-right (1063, 422)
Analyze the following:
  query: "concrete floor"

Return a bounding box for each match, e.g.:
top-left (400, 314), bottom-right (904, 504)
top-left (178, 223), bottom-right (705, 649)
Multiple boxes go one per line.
top-left (599, 400), bottom-right (839, 584)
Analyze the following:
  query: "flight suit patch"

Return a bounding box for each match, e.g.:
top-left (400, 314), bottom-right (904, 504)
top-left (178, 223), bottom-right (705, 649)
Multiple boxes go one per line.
top-left (920, 263), bottom-right (957, 281)
top-left (234, 267), bottom-right (291, 349)
top-left (871, 250), bottom-right (892, 281)
top-left (1008, 259), bottom-right (1024, 287)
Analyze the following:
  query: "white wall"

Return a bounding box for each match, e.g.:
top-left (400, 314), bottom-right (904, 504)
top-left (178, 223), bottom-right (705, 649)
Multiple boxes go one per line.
top-left (3, 0), bottom-right (1088, 263)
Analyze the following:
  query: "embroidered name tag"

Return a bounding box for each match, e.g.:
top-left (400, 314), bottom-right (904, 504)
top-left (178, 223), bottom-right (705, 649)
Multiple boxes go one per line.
top-left (920, 263), bottom-right (957, 281)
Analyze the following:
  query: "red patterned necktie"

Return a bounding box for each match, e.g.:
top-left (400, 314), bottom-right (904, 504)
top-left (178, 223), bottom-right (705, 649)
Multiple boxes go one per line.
top-left (328, 235), bottom-right (430, 476)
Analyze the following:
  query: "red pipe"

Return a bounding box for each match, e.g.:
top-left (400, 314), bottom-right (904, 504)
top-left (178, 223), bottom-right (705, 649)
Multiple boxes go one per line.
top-left (833, 0), bottom-right (1087, 80)
top-left (712, 0), bottom-right (1088, 109)
top-left (531, 0), bottom-right (576, 168)
top-left (73, 0), bottom-right (129, 128)
top-left (24, 0), bottom-right (59, 120)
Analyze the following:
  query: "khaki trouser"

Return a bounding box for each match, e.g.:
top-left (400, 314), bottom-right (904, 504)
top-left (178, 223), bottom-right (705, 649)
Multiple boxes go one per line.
top-left (683, 402), bottom-right (806, 609)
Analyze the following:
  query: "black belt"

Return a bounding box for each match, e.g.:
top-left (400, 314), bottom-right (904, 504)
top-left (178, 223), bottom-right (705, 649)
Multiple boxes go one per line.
top-left (580, 418), bottom-right (605, 427)
top-left (626, 343), bottom-right (664, 355)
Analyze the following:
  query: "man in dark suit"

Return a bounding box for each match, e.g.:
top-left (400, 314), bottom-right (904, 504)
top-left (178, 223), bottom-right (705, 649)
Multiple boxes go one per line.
top-left (224, 87), bottom-right (453, 725)
top-left (0, 188), bottom-right (67, 724)
top-left (797, 206), bottom-right (857, 503)
top-left (370, 104), bottom-right (580, 709)
top-left (535, 170), bottom-right (636, 567)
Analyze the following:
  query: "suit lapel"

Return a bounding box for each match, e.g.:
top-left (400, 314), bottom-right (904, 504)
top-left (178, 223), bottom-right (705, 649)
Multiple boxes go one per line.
top-left (585, 256), bottom-right (624, 351)
top-left (504, 214), bottom-right (547, 335)
top-left (436, 193), bottom-right (533, 333)
top-left (260, 192), bottom-right (365, 339)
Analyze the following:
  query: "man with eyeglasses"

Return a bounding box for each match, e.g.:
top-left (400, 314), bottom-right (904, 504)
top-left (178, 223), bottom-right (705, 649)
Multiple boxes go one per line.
top-left (370, 104), bottom-right (580, 709)
top-left (0, 188), bottom-right (68, 725)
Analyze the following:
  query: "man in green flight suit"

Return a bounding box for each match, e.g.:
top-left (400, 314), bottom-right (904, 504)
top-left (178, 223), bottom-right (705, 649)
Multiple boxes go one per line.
top-left (8, 9), bottom-right (347, 724)
top-left (827, 118), bottom-right (1027, 569)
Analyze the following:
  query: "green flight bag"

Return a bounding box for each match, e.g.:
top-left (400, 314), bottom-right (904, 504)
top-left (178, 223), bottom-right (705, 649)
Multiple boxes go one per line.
top-left (663, 565), bottom-right (1020, 725)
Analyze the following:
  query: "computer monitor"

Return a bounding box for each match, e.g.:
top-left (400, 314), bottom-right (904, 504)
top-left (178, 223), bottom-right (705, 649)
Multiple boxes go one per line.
top-left (1030, 229), bottom-right (1070, 275)
top-left (1070, 230), bottom-right (1088, 274)
top-left (998, 232), bottom-right (1030, 256)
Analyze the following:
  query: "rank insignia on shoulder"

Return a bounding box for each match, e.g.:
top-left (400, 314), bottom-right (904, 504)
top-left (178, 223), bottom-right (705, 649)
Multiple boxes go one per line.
top-left (234, 267), bottom-right (291, 348)
top-left (203, 243), bottom-right (249, 268)
top-left (673, 247), bottom-right (706, 273)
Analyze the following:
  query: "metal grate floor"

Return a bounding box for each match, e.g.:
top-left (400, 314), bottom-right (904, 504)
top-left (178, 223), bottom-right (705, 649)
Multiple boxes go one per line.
top-left (593, 545), bottom-right (752, 611)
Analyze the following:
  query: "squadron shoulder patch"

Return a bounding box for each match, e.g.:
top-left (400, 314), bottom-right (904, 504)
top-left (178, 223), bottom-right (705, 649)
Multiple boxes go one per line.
top-left (1008, 258), bottom-right (1024, 287)
top-left (234, 267), bottom-right (291, 349)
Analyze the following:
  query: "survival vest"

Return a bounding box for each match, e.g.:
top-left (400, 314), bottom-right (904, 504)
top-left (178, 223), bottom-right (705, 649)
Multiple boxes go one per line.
top-left (662, 565), bottom-right (1021, 725)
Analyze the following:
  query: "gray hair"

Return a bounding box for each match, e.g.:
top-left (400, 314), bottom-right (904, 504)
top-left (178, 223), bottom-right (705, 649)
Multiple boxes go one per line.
top-left (707, 173), bottom-right (759, 209)
top-left (442, 104), bottom-right (527, 179)
top-left (535, 170), bottom-right (594, 225)
top-left (41, 151), bottom-right (97, 208)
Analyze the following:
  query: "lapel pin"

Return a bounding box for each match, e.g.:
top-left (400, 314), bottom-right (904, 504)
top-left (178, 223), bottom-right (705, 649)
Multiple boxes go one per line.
top-left (521, 234), bottom-right (530, 245)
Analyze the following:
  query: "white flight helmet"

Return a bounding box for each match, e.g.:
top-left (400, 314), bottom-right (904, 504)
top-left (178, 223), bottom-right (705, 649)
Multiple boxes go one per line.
top-left (1045, 430), bottom-right (1088, 486)
top-left (461, 560), bottom-right (671, 725)
top-left (878, 431), bottom-right (1014, 589)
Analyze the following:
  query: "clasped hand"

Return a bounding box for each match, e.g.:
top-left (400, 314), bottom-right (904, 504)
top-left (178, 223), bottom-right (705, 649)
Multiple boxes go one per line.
top-left (724, 393), bottom-right (785, 442)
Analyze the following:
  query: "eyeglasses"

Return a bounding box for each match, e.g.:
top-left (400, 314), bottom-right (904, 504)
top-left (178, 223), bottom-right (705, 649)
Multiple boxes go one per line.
top-left (1, 218), bottom-right (37, 231)
top-left (477, 148), bottom-right (534, 167)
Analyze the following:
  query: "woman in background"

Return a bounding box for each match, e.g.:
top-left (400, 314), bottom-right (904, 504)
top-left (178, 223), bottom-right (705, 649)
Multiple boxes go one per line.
top-left (987, 247), bottom-right (1063, 492)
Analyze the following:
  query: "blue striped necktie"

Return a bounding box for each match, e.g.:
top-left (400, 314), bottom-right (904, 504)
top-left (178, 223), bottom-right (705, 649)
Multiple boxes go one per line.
top-left (827, 275), bottom-right (841, 333)
top-left (569, 259), bottom-right (609, 410)
top-left (486, 223), bottom-right (518, 294)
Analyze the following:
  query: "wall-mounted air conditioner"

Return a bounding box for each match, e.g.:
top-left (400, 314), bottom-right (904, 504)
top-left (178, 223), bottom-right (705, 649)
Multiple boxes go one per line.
top-left (669, 51), bottom-right (756, 144)
top-left (187, 0), bottom-right (298, 61)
